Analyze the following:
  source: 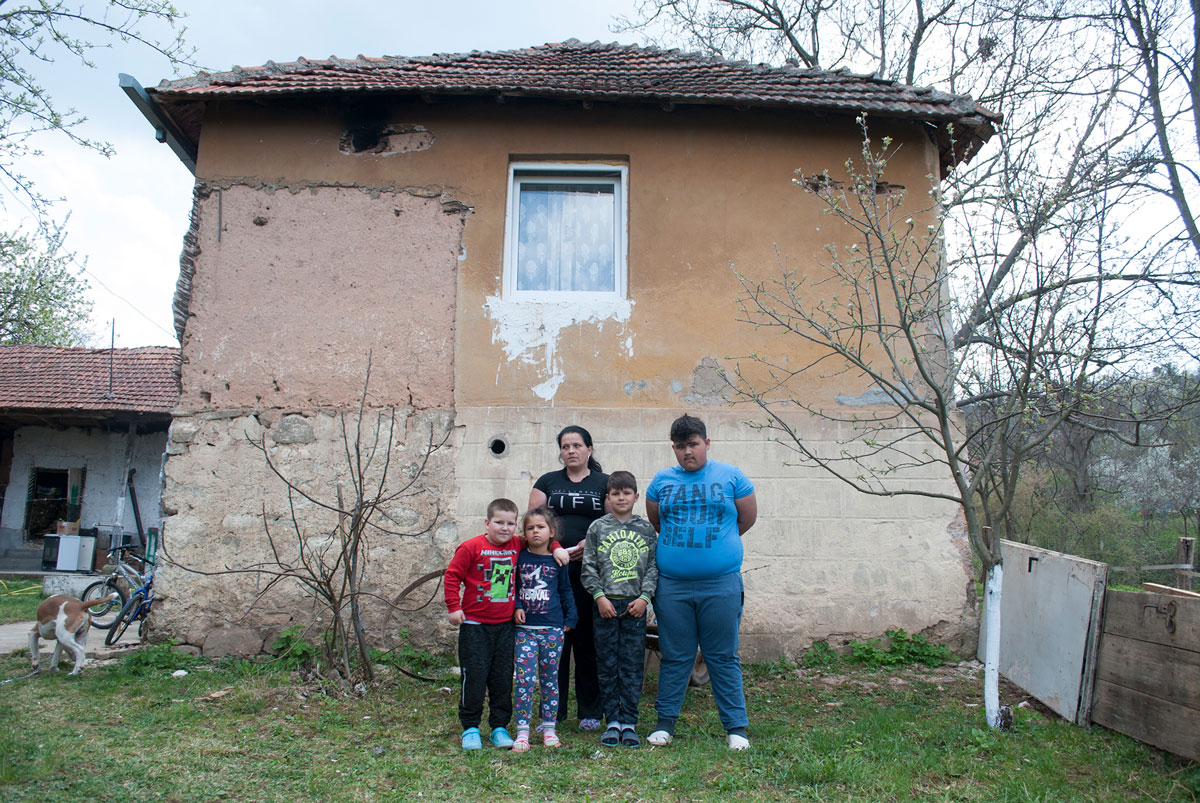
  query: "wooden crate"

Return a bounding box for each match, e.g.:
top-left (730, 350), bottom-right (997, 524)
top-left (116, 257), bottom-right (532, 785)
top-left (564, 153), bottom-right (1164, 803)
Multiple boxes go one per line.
top-left (1091, 589), bottom-right (1200, 759)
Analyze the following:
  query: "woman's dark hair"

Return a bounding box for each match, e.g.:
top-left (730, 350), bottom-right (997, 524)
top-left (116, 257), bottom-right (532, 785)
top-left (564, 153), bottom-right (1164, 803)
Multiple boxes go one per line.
top-left (557, 424), bottom-right (603, 472)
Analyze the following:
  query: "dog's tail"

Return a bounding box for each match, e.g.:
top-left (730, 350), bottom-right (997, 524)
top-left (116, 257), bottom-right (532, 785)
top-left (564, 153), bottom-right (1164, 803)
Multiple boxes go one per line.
top-left (82, 594), bottom-right (118, 611)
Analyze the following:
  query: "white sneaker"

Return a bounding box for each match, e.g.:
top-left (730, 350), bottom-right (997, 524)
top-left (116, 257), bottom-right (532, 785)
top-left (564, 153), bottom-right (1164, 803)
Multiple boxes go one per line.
top-left (647, 730), bottom-right (673, 746)
top-left (727, 734), bottom-right (750, 750)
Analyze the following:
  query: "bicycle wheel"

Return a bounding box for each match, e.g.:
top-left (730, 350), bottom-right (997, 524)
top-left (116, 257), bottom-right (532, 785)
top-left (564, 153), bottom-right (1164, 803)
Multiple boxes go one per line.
top-left (81, 579), bottom-right (127, 629)
top-left (105, 593), bottom-right (143, 646)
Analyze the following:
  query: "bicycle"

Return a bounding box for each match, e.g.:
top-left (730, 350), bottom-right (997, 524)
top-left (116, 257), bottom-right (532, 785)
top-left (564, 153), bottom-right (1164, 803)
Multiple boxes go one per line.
top-left (105, 569), bottom-right (154, 646)
top-left (81, 527), bottom-right (156, 630)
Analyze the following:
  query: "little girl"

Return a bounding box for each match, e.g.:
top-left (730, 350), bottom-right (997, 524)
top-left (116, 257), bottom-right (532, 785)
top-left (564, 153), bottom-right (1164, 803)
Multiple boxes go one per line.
top-left (512, 506), bottom-right (578, 751)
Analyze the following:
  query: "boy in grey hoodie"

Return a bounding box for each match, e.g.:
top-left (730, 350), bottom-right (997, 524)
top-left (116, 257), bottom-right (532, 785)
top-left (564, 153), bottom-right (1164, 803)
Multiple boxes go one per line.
top-left (581, 470), bottom-right (658, 748)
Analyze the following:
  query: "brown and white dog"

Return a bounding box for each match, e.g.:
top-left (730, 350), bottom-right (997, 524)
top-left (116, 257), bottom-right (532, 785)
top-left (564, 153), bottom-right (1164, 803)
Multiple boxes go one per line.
top-left (29, 594), bottom-right (117, 675)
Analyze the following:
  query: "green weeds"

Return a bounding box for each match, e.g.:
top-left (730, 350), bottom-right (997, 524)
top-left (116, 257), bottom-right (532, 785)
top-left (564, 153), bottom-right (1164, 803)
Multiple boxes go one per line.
top-left (120, 641), bottom-right (208, 675)
top-left (848, 629), bottom-right (954, 667)
top-left (801, 629), bottom-right (954, 670)
top-left (270, 625), bottom-right (324, 669)
top-left (799, 639), bottom-right (841, 669)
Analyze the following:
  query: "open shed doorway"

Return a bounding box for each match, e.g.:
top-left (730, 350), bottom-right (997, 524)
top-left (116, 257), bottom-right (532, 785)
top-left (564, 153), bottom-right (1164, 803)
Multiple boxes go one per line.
top-left (24, 467), bottom-right (84, 542)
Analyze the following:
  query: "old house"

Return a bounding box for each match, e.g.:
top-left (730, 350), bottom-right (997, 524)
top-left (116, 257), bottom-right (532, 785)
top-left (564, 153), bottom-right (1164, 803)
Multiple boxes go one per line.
top-left (124, 40), bottom-right (996, 657)
top-left (0, 346), bottom-right (179, 571)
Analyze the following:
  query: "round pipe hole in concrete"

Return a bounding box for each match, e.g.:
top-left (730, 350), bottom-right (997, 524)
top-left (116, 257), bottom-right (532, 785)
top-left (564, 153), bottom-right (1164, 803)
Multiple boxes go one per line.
top-left (488, 436), bottom-right (508, 457)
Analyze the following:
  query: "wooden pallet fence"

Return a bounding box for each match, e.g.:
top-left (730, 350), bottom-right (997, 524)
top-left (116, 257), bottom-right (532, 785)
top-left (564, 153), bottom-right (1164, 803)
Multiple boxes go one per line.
top-left (1091, 588), bottom-right (1200, 760)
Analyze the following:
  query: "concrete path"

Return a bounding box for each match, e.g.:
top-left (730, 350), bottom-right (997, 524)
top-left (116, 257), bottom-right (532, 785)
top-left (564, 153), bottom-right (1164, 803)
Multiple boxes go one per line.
top-left (0, 619), bottom-right (142, 663)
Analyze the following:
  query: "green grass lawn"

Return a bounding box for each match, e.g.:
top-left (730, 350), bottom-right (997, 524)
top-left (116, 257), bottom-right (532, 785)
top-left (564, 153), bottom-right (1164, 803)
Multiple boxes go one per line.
top-left (1, 646), bottom-right (1193, 802)
top-left (0, 576), bottom-right (42, 624)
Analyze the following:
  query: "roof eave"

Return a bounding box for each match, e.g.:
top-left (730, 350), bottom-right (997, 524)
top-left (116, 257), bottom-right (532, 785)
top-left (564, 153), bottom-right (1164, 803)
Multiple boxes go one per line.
top-left (147, 84), bottom-right (996, 172)
top-left (121, 73), bottom-right (198, 174)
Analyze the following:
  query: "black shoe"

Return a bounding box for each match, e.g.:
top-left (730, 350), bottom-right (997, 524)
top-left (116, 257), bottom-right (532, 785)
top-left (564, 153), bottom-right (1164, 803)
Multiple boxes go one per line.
top-left (600, 725), bottom-right (620, 747)
top-left (620, 728), bottom-right (641, 747)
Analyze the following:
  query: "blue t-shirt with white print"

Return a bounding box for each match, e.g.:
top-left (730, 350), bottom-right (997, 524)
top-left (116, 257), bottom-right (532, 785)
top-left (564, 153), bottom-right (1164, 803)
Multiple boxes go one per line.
top-left (645, 459), bottom-right (754, 580)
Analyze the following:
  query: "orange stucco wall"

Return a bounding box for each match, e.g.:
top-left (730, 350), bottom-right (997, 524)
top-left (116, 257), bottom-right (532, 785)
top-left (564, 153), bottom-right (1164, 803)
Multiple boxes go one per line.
top-left (188, 97), bottom-right (942, 410)
top-left (161, 96), bottom-right (974, 659)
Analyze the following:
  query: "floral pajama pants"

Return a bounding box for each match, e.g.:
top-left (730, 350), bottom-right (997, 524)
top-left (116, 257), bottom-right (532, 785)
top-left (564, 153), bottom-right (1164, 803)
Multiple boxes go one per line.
top-left (514, 626), bottom-right (565, 727)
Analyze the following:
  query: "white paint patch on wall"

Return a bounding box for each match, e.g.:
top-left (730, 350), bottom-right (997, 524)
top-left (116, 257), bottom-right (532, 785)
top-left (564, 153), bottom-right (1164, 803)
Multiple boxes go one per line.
top-left (483, 296), bottom-right (633, 401)
top-left (0, 426), bottom-right (168, 533)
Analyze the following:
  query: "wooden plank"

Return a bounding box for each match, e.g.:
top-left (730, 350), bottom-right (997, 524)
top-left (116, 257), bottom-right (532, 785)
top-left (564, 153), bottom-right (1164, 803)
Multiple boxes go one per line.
top-left (1095, 632), bottom-right (1200, 710)
top-left (1076, 562), bottom-right (1107, 725)
top-left (1142, 582), bottom-right (1200, 600)
top-left (1092, 678), bottom-right (1200, 760)
top-left (1102, 589), bottom-right (1200, 652)
top-left (1178, 537), bottom-right (1195, 591)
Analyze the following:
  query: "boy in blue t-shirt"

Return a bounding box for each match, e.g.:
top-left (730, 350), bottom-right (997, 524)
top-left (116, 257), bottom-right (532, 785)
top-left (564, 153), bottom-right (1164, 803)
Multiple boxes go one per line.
top-left (644, 414), bottom-right (757, 751)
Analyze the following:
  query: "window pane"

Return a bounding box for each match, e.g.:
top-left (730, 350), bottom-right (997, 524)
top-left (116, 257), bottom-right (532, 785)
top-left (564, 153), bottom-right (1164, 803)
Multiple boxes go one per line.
top-left (516, 182), bottom-right (616, 292)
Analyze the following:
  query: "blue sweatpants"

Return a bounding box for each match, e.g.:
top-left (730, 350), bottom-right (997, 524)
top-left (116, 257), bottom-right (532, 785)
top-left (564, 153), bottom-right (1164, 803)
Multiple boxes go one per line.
top-left (653, 572), bottom-right (748, 731)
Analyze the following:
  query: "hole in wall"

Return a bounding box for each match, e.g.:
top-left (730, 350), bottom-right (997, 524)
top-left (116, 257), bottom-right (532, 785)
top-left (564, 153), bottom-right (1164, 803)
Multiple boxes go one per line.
top-left (488, 437), bottom-right (508, 457)
top-left (338, 120), bottom-right (434, 156)
top-left (346, 127), bottom-right (384, 153)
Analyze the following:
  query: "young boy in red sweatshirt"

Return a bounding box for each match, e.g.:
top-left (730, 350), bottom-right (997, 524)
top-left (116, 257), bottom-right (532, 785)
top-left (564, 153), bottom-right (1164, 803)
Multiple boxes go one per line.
top-left (444, 497), bottom-right (567, 750)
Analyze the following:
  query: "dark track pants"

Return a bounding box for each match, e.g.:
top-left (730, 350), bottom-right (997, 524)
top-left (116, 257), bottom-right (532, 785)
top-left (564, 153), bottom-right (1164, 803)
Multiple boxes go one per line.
top-left (458, 621), bottom-right (514, 730)
top-left (558, 569), bottom-right (602, 720)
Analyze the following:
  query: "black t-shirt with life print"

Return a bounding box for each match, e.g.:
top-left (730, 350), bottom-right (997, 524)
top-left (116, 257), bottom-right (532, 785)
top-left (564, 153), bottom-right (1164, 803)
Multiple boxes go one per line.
top-left (533, 468), bottom-right (609, 549)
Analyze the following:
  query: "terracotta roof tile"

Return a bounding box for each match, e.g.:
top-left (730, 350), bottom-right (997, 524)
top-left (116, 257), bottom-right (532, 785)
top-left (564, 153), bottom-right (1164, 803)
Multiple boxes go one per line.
top-left (0, 346), bottom-right (179, 416)
top-left (152, 39), bottom-right (998, 133)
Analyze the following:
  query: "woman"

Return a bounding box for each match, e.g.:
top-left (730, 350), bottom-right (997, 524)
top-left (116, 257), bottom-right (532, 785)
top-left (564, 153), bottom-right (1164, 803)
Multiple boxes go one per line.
top-left (529, 425), bottom-right (608, 730)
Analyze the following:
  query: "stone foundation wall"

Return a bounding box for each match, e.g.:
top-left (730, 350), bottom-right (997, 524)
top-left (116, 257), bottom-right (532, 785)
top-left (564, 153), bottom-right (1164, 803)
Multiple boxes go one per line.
top-left (158, 406), bottom-right (457, 657)
top-left (157, 403), bottom-right (977, 660)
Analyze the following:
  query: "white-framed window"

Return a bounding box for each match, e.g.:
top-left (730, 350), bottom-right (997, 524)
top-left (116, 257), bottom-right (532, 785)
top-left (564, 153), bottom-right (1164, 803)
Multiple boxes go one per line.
top-left (503, 162), bottom-right (628, 299)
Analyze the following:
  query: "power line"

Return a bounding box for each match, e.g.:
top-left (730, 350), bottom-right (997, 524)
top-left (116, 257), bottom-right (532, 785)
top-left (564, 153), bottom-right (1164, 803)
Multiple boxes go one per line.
top-left (0, 204), bottom-right (177, 342)
top-left (75, 259), bottom-right (176, 340)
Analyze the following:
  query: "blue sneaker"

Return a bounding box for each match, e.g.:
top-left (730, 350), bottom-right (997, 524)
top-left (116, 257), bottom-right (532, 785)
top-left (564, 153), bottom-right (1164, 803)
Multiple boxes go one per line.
top-left (490, 727), bottom-right (514, 748)
top-left (461, 727), bottom-right (482, 750)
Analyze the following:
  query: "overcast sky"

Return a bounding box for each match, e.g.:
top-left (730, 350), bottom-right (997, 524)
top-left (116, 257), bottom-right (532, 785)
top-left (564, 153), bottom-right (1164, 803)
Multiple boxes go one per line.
top-left (6, 1), bottom-right (644, 347)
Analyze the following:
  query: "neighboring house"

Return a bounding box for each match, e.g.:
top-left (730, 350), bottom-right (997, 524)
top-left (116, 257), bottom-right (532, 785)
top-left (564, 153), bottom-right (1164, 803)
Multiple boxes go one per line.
top-left (0, 346), bottom-right (180, 571)
top-left (124, 40), bottom-right (997, 657)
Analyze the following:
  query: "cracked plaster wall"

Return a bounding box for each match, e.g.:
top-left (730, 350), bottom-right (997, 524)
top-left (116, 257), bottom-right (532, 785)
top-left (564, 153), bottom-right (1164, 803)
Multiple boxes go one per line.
top-left (161, 177), bottom-right (463, 653)
top-left (191, 99), bottom-right (942, 411)
top-left (179, 184), bottom-right (460, 410)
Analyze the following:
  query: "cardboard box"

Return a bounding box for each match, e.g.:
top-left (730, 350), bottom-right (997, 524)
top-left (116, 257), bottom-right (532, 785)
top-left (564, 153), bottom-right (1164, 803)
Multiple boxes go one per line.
top-left (56, 520), bottom-right (79, 536)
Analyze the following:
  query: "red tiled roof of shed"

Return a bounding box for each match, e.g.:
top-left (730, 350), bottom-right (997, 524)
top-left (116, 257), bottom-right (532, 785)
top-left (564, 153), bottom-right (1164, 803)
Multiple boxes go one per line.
top-left (150, 39), bottom-right (997, 166)
top-left (0, 346), bottom-right (179, 416)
